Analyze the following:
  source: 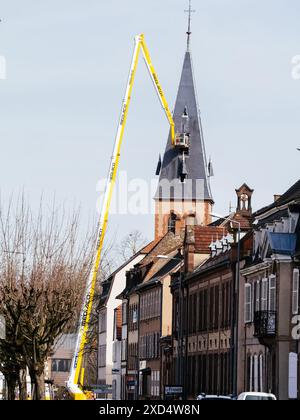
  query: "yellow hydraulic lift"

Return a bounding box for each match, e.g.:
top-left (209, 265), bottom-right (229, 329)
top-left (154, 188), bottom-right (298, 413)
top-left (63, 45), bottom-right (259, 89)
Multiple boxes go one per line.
top-left (67, 34), bottom-right (177, 400)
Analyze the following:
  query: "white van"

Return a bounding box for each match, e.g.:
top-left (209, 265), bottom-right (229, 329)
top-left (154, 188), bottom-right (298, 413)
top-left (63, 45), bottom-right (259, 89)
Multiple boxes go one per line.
top-left (238, 392), bottom-right (277, 401)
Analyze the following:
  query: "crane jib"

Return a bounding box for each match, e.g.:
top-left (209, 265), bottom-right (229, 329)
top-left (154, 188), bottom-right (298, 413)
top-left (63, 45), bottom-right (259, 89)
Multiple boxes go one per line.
top-left (67, 33), bottom-right (175, 400)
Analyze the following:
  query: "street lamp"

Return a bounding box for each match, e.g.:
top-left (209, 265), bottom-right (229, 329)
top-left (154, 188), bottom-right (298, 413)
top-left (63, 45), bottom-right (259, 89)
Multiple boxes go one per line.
top-left (210, 213), bottom-right (241, 396)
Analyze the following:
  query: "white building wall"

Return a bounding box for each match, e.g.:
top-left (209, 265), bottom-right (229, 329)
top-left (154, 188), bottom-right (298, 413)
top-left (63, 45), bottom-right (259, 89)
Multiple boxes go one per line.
top-left (112, 340), bottom-right (122, 400)
top-left (98, 254), bottom-right (144, 389)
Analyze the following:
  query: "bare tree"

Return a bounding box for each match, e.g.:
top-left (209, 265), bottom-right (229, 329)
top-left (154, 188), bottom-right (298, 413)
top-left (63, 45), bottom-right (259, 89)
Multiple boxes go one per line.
top-left (0, 196), bottom-right (95, 400)
top-left (117, 230), bottom-right (147, 263)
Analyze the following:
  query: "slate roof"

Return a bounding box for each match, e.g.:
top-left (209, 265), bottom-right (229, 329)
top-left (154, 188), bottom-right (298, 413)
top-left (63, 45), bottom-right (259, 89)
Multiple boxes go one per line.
top-left (267, 232), bottom-right (297, 256)
top-left (155, 50), bottom-right (213, 202)
top-left (255, 179), bottom-right (300, 217)
top-left (255, 209), bottom-right (289, 228)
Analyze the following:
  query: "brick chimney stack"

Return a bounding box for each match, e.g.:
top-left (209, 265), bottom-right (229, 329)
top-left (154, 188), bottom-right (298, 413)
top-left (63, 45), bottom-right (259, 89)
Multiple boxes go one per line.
top-left (184, 212), bottom-right (196, 273)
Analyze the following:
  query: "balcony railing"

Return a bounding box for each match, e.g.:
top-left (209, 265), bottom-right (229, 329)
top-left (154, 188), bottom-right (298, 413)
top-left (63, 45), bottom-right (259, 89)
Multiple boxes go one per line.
top-left (254, 311), bottom-right (277, 338)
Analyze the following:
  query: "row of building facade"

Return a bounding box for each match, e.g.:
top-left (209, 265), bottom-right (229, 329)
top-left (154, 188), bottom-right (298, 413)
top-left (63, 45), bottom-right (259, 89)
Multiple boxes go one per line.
top-left (97, 181), bottom-right (300, 400)
top-left (96, 29), bottom-right (300, 400)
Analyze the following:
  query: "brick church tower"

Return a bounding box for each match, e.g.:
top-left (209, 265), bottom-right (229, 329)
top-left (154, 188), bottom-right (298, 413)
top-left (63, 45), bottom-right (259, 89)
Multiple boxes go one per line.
top-left (154, 25), bottom-right (214, 239)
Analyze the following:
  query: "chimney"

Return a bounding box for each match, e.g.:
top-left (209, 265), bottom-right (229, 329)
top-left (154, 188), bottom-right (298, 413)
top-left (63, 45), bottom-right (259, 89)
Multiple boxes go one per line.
top-left (185, 212), bottom-right (196, 227)
top-left (274, 194), bottom-right (281, 203)
top-left (184, 213), bottom-right (196, 273)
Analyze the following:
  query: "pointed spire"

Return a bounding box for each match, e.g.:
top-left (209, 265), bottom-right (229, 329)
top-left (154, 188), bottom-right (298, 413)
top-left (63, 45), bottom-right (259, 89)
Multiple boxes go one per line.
top-left (155, 48), bottom-right (213, 202)
top-left (185, 0), bottom-right (195, 51)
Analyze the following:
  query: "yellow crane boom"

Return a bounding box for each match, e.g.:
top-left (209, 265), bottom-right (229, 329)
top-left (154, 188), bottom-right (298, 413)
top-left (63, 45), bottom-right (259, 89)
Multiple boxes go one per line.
top-left (67, 34), bottom-right (175, 400)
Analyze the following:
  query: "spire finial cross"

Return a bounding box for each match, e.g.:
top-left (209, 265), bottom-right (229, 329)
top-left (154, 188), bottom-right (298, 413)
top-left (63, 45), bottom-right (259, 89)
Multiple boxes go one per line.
top-left (185, 0), bottom-right (196, 51)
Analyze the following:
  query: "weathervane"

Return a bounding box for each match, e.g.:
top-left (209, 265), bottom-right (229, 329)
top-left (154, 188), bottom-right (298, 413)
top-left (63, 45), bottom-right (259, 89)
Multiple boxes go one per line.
top-left (185, 0), bottom-right (196, 51)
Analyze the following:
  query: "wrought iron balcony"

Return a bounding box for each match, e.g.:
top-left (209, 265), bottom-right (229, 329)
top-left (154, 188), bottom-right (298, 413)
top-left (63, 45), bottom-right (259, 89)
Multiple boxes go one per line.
top-left (254, 311), bottom-right (277, 338)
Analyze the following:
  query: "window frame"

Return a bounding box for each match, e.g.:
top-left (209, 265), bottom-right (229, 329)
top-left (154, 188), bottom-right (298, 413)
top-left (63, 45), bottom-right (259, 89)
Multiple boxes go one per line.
top-left (244, 283), bottom-right (252, 324)
top-left (269, 274), bottom-right (277, 312)
top-left (292, 269), bottom-right (299, 315)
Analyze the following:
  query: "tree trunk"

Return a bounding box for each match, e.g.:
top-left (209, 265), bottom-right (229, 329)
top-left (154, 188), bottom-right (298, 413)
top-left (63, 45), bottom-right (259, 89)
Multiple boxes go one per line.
top-left (19, 369), bottom-right (28, 400)
top-left (30, 371), bottom-right (45, 400)
top-left (6, 376), bottom-right (17, 401)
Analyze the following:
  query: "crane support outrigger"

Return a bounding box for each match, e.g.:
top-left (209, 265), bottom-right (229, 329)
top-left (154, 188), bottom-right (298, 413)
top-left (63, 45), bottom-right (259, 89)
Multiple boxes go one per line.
top-left (67, 34), bottom-right (175, 400)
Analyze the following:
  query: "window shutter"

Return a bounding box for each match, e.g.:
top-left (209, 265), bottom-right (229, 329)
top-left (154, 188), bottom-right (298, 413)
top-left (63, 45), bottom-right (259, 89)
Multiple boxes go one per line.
top-left (269, 275), bottom-right (277, 312)
top-left (251, 282), bottom-right (255, 322)
top-left (254, 354), bottom-right (259, 392)
top-left (259, 354), bottom-right (263, 392)
top-left (261, 278), bottom-right (268, 311)
top-left (245, 284), bottom-right (252, 323)
top-left (292, 269), bottom-right (299, 315)
top-left (249, 355), bottom-right (253, 392)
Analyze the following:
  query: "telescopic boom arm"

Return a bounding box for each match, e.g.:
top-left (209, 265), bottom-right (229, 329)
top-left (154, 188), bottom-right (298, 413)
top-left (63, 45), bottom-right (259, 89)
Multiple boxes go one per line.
top-left (67, 34), bottom-right (175, 400)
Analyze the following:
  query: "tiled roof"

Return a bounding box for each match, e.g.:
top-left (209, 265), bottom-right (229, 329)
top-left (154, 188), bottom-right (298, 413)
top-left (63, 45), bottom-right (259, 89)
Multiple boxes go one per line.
top-left (231, 213), bottom-right (252, 230)
top-left (209, 213), bottom-right (252, 230)
top-left (194, 226), bottom-right (227, 253)
top-left (141, 237), bottom-right (163, 254)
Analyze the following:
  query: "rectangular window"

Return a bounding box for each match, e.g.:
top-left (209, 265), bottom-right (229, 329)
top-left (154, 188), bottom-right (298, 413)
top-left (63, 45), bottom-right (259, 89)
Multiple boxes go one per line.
top-left (99, 345), bottom-right (106, 368)
top-left (133, 307), bottom-right (138, 325)
top-left (210, 288), bottom-right (214, 330)
top-left (245, 284), bottom-right (252, 323)
top-left (269, 275), bottom-right (276, 312)
top-left (255, 281), bottom-right (260, 312)
top-left (122, 302), bottom-right (127, 325)
top-left (99, 310), bottom-right (107, 333)
top-left (141, 295), bottom-right (144, 321)
top-left (122, 339), bottom-right (127, 361)
top-left (221, 284), bottom-right (225, 329)
top-left (150, 291), bottom-right (153, 319)
top-left (214, 286), bottom-right (219, 329)
top-left (261, 278), bottom-right (268, 311)
top-left (227, 282), bottom-right (231, 327)
top-left (113, 341), bottom-right (117, 363)
top-left (292, 269), bottom-right (299, 315)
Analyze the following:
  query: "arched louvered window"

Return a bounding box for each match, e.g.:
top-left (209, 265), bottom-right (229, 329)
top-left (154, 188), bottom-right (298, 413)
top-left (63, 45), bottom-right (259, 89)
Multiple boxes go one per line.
top-left (168, 212), bottom-right (177, 234)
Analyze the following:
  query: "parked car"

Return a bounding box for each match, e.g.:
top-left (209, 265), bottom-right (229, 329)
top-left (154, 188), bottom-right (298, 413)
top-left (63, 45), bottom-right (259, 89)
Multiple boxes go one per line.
top-left (238, 392), bottom-right (277, 401)
top-left (197, 394), bottom-right (235, 401)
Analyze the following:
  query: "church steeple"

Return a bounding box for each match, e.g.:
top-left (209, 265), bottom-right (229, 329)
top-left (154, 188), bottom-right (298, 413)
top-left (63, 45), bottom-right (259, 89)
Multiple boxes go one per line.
top-left (154, 16), bottom-right (214, 239)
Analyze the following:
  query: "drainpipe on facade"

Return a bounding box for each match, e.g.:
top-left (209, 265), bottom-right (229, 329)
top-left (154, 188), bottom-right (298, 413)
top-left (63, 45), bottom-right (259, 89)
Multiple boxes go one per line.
top-left (184, 278), bottom-right (189, 400)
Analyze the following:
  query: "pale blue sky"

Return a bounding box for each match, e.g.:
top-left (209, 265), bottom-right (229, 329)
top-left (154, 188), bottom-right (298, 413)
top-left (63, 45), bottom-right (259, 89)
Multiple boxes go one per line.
top-left (0, 0), bottom-right (299, 243)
